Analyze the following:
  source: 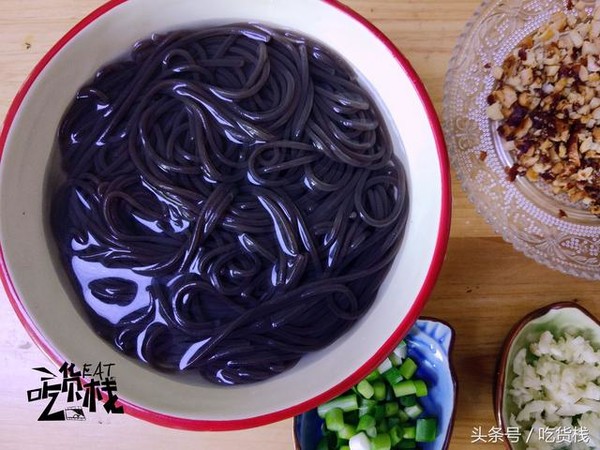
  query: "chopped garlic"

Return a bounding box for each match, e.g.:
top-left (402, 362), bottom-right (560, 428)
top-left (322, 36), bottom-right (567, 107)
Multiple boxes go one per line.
top-left (509, 330), bottom-right (600, 449)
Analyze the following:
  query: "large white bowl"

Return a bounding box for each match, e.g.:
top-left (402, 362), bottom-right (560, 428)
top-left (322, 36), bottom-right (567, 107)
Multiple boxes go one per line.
top-left (0, 0), bottom-right (450, 430)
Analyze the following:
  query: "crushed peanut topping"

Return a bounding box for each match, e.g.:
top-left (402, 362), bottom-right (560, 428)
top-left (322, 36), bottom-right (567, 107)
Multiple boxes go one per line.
top-left (487, 1), bottom-right (600, 216)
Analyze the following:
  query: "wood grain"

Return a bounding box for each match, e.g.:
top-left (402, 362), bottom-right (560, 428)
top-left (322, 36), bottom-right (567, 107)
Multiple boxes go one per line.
top-left (2, 1), bottom-right (598, 449)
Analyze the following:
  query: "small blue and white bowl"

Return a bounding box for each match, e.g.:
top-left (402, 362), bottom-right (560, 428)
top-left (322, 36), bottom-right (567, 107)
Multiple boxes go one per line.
top-left (294, 318), bottom-right (457, 450)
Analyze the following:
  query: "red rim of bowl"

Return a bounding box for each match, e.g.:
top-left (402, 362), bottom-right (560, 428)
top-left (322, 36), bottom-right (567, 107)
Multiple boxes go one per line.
top-left (0, 0), bottom-right (451, 431)
top-left (494, 301), bottom-right (598, 448)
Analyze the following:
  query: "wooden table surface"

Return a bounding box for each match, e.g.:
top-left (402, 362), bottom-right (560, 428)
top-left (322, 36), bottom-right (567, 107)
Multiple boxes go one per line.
top-left (2, 1), bottom-right (599, 449)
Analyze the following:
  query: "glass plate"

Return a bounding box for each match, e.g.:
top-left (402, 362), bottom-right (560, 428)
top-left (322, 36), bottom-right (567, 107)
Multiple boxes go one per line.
top-left (444, 0), bottom-right (600, 280)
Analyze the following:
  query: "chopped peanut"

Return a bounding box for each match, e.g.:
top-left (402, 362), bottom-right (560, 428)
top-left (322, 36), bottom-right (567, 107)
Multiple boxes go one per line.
top-left (487, 1), bottom-right (600, 216)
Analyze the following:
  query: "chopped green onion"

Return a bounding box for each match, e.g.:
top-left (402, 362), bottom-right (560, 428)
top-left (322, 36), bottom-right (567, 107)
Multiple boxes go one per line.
top-left (389, 353), bottom-right (403, 367)
top-left (398, 409), bottom-right (410, 423)
top-left (336, 436), bottom-right (348, 449)
top-left (325, 408), bottom-right (345, 432)
top-left (389, 425), bottom-right (403, 446)
top-left (392, 380), bottom-right (417, 397)
top-left (383, 366), bottom-right (404, 385)
top-left (399, 394), bottom-right (417, 407)
top-left (377, 357), bottom-right (393, 374)
top-left (358, 399), bottom-right (376, 417)
top-left (356, 380), bottom-right (374, 399)
top-left (371, 432), bottom-right (391, 450)
top-left (414, 379), bottom-right (428, 397)
top-left (404, 403), bottom-right (424, 419)
top-left (318, 394), bottom-right (359, 418)
top-left (372, 380), bottom-right (387, 401)
top-left (373, 404), bottom-right (386, 421)
top-left (356, 414), bottom-right (375, 432)
top-left (403, 425), bottom-right (416, 440)
top-left (348, 432), bottom-right (370, 450)
top-left (313, 338), bottom-right (439, 450)
top-left (365, 370), bottom-right (380, 382)
top-left (358, 407), bottom-right (371, 417)
top-left (387, 417), bottom-right (400, 428)
top-left (361, 398), bottom-right (376, 407)
top-left (384, 401), bottom-right (399, 417)
top-left (338, 423), bottom-right (357, 440)
top-left (394, 340), bottom-right (408, 360)
top-left (376, 419), bottom-right (389, 433)
top-left (416, 418), bottom-right (438, 442)
top-left (398, 357), bottom-right (418, 379)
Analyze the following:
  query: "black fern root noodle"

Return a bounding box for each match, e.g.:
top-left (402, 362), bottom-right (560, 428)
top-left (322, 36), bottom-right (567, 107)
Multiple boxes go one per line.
top-left (52, 24), bottom-right (409, 385)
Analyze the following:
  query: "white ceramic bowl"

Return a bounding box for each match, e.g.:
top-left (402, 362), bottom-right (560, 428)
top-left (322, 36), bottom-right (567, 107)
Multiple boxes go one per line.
top-left (0, 0), bottom-right (450, 430)
top-left (496, 302), bottom-right (600, 449)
